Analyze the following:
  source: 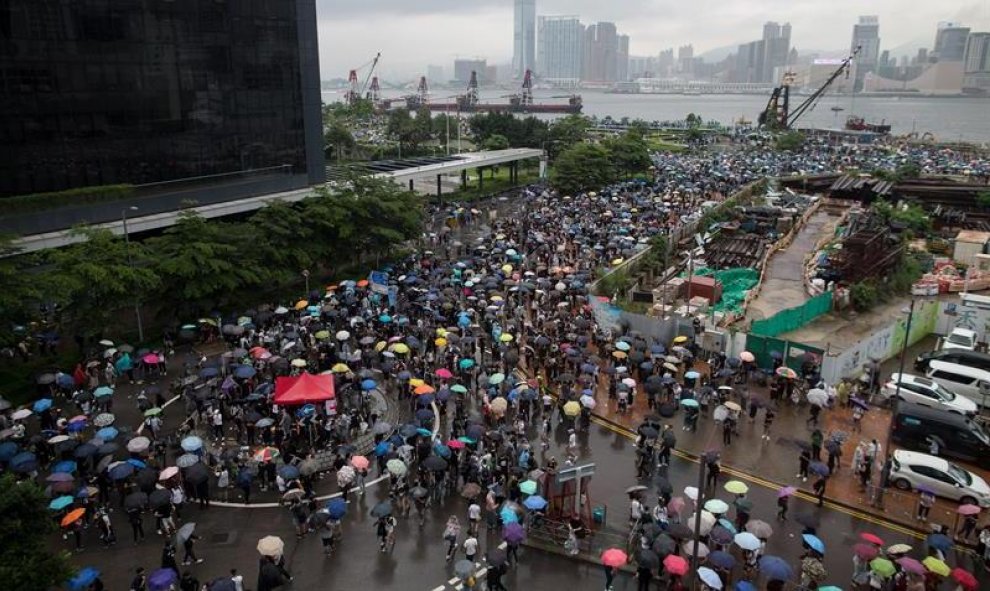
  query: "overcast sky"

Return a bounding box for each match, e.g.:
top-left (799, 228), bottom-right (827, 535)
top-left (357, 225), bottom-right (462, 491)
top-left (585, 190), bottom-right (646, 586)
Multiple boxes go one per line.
top-left (316, 0), bottom-right (990, 80)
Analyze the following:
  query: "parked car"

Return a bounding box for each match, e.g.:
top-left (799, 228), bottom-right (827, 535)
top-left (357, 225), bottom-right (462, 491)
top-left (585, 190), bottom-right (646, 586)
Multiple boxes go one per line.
top-left (879, 373), bottom-right (978, 415)
top-left (889, 449), bottom-right (990, 507)
top-left (926, 361), bottom-right (990, 409)
top-left (941, 328), bottom-right (978, 352)
top-left (891, 403), bottom-right (990, 469)
top-left (915, 349), bottom-right (990, 373)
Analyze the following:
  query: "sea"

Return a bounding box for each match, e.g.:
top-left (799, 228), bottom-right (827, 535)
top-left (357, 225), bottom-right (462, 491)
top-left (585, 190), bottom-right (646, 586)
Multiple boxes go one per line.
top-left (322, 88), bottom-right (990, 142)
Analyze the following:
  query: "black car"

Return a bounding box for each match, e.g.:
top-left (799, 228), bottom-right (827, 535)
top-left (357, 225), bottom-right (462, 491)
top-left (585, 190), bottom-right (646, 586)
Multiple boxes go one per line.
top-left (915, 349), bottom-right (990, 373)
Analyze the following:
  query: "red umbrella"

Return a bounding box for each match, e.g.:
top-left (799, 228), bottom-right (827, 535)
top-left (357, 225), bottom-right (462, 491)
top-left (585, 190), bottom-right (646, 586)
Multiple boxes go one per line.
top-left (446, 440), bottom-right (466, 449)
top-left (663, 554), bottom-right (689, 576)
top-left (601, 548), bottom-right (628, 567)
top-left (859, 533), bottom-right (884, 546)
top-left (852, 543), bottom-right (880, 560)
top-left (956, 504), bottom-right (981, 516)
top-left (950, 568), bottom-right (977, 591)
top-left (435, 368), bottom-right (453, 379)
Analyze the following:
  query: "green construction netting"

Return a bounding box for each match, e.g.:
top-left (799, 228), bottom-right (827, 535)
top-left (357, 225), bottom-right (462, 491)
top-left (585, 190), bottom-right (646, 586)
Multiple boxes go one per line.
top-left (687, 267), bottom-right (759, 314)
top-left (750, 291), bottom-right (833, 337)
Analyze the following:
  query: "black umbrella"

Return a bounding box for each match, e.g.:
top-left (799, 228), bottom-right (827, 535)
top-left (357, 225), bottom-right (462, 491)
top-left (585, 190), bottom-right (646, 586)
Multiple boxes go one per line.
top-left (636, 548), bottom-right (660, 569)
top-left (370, 501), bottom-right (392, 518)
top-left (207, 578), bottom-right (237, 591)
top-left (96, 455), bottom-right (115, 472)
top-left (654, 476), bottom-right (674, 496)
top-left (184, 463), bottom-right (210, 485)
top-left (410, 486), bottom-right (429, 499)
top-left (423, 456), bottom-right (448, 471)
top-left (135, 468), bottom-right (158, 492)
top-left (486, 548), bottom-right (507, 567)
top-left (96, 443), bottom-right (119, 457)
top-left (666, 523), bottom-right (693, 540)
top-left (652, 534), bottom-right (677, 556)
top-left (149, 489), bottom-right (172, 509)
top-left (794, 513), bottom-right (820, 529)
top-left (74, 443), bottom-right (98, 459)
top-left (658, 402), bottom-right (677, 417)
top-left (639, 426), bottom-right (659, 439)
top-left (124, 491), bottom-right (148, 510)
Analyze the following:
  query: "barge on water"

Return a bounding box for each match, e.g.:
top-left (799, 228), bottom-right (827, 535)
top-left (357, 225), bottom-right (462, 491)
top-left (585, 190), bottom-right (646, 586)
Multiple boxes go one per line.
top-left (404, 69), bottom-right (582, 114)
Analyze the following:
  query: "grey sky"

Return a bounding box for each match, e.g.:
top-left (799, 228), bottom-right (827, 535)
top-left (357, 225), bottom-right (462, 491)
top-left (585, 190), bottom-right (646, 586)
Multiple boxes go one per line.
top-left (316, 0), bottom-right (990, 80)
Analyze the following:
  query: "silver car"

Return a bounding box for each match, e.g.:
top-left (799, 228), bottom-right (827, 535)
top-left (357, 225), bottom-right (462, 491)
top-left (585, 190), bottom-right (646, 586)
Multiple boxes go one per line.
top-left (890, 450), bottom-right (990, 507)
top-left (880, 373), bottom-right (978, 415)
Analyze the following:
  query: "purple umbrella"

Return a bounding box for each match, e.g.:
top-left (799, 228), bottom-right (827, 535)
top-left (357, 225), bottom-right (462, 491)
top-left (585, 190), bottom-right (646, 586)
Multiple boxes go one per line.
top-left (148, 568), bottom-right (178, 591)
top-left (503, 522), bottom-right (526, 544)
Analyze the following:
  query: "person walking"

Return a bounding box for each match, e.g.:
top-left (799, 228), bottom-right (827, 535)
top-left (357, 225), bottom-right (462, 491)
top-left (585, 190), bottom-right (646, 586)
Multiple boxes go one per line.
top-left (810, 429), bottom-right (823, 462)
top-left (463, 534), bottom-right (479, 563)
top-left (128, 507), bottom-right (146, 544)
top-left (129, 567), bottom-right (147, 591)
top-left (443, 515), bottom-right (461, 561)
top-left (636, 564), bottom-right (653, 591)
top-left (603, 564), bottom-right (617, 591)
top-left (182, 533), bottom-right (204, 565)
top-left (916, 489), bottom-right (935, 521)
top-left (705, 455), bottom-right (721, 490)
top-left (777, 494), bottom-right (789, 521)
top-left (762, 407), bottom-right (775, 442)
top-left (958, 512), bottom-right (979, 541)
top-left (812, 476), bottom-right (827, 507)
top-left (797, 448), bottom-right (811, 482)
top-left (161, 540), bottom-right (179, 572)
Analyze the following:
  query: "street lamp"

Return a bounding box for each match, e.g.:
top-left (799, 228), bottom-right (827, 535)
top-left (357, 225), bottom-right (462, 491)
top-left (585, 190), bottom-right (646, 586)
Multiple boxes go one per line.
top-left (121, 206), bottom-right (144, 343)
top-left (302, 269), bottom-right (311, 297)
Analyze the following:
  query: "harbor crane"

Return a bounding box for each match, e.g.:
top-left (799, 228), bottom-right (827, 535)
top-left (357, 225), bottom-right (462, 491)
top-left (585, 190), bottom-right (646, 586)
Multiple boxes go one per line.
top-left (759, 46), bottom-right (859, 131)
top-left (344, 52), bottom-right (381, 106)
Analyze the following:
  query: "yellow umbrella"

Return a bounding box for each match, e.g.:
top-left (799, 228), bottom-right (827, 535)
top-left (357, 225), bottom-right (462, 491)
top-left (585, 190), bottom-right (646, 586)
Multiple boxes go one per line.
top-left (294, 300), bottom-right (308, 310)
top-left (490, 398), bottom-right (508, 415)
top-left (490, 295), bottom-right (504, 302)
top-left (922, 557), bottom-right (950, 577)
top-left (314, 330), bottom-right (330, 340)
top-left (499, 333), bottom-right (514, 343)
top-left (331, 363), bottom-right (350, 373)
top-left (672, 336), bottom-right (689, 344)
top-left (409, 378), bottom-right (425, 387)
top-left (435, 337), bottom-right (448, 347)
top-left (501, 264), bottom-right (513, 274)
top-left (563, 401), bottom-right (581, 417)
top-left (612, 350), bottom-right (628, 359)
top-left (390, 343), bottom-right (410, 354)
top-left (611, 258), bottom-right (624, 266)
top-left (724, 480), bottom-right (749, 495)
top-left (436, 328), bottom-right (447, 337)
top-left (374, 341), bottom-right (387, 352)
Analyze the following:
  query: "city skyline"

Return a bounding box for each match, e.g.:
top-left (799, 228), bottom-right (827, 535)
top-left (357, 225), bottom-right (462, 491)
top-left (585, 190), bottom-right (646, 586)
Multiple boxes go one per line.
top-left (316, 0), bottom-right (990, 80)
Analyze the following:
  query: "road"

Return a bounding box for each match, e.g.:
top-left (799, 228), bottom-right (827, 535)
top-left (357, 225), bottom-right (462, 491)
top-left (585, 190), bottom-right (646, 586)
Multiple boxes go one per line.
top-left (65, 406), bottom-right (985, 591)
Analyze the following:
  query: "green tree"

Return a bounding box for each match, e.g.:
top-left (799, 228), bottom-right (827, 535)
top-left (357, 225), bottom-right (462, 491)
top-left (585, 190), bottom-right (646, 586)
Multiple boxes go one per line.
top-left (605, 131), bottom-right (651, 178)
top-left (0, 235), bottom-right (43, 346)
top-left (482, 134), bottom-right (510, 151)
top-left (324, 118), bottom-right (355, 162)
top-left (47, 228), bottom-right (160, 338)
top-left (545, 115), bottom-right (590, 160)
top-left (248, 200), bottom-right (316, 284)
top-left (551, 143), bottom-right (615, 195)
top-left (387, 109), bottom-right (417, 154)
top-left (775, 131), bottom-right (805, 151)
top-left (977, 191), bottom-right (990, 209)
top-left (0, 474), bottom-right (73, 590)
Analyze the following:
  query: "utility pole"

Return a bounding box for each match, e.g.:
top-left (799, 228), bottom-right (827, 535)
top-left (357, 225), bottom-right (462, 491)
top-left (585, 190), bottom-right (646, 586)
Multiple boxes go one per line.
top-left (878, 298), bottom-right (916, 509)
top-left (121, 206), bottom-right (144, 343)
top-left (689, 458), bottom-right (707, 591)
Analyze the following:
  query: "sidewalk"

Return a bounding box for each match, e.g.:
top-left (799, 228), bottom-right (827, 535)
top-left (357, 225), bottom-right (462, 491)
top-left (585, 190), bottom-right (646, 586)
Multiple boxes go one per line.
top-left (589, 371), bottom-right (984, 540)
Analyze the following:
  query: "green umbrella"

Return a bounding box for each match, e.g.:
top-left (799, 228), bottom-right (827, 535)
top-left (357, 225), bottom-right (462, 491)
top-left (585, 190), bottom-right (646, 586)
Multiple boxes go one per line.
top-left (870, 558), bottom-right (895, 578)
top-left (519, 480), bottom-right (537, 495)
top-left (451, 385), bottom-right (468, 394)
top-left (489, 373), bottom-right (505, 385)
top-left (144, 407), bottom-right (162, 417)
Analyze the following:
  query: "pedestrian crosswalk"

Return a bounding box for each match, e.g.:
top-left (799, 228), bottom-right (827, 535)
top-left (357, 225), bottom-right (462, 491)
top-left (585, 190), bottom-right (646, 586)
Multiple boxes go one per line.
top-left (428, 542), bottom-right (506, 591)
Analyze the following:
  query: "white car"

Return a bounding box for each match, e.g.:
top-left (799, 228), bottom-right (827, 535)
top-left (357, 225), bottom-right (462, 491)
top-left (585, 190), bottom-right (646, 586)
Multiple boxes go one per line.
top-left (890, 450), bottom-right (990, 507)
top-left (941, 328), bottom-right (977, 352)
top-left (880, 373), bottom-right (978, 415)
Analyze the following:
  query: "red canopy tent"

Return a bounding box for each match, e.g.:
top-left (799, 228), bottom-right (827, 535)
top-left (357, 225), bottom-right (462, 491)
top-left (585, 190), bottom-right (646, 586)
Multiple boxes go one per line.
top-left (273, 373), bottom-right (335, 405)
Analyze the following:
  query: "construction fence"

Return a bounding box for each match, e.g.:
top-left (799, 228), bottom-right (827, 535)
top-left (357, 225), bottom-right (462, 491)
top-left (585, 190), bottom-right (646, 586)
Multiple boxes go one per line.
top-left (750, 291), bottom-right (833, 337)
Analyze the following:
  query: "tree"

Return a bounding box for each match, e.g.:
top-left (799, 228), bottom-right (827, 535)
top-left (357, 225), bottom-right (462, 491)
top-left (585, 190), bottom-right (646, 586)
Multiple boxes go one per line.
top-left (775, 131), bottom-right (805, 151)
top-left (0, 235), bottom-right (43, 346)
top-left (605, 132), bottom-right (651, 178)
top-left (545, 115), bottom-right (590, 161)
top-left (551, 143), bottom-right (615, 195)
top-left (482, 134), bottom-right (510, 151)
top-left (248, 200), bottom-right (316, 284)
top-left (0, 474), bottom-right (73, 590)
top-left (324, 118), bottom-right (355, 162)
top-left (387, 109), bottom-right (417, 155)
top-left (47, 228), bottom-right (160, 338)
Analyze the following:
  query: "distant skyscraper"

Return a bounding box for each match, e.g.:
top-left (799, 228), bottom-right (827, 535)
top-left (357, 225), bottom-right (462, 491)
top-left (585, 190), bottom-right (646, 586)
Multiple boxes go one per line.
top-left (453, 59), bottom-right (487, 84)
top-left (677, 45), bottom-right (694, 75)
top-left (963, 32), bottom-right (990, 91)
top-left (735, 40), bottom-right (765, 83)
top-left (537, 16), bottom-right (583, 80)
top-left (617, 35), bottom-right (630, 81)
top-left (582, 22), bottom-right (619, 82)
top-left (851, 16), bottom-right (881, 91)
top-left (933, 22), bottom-right (971, 61)
top-left (513, 0), bottom-right (537, 78)
top-left (427, 65), bottom-right (445, 84)
top-left (761, 22), bottom-right (791, 83)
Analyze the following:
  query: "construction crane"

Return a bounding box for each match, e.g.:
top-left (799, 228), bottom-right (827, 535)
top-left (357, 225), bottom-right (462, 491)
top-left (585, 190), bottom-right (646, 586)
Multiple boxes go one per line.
top-left (344, 52), bottom-right (381, 106)
top-left (758, 46), bottom-right (859, 131)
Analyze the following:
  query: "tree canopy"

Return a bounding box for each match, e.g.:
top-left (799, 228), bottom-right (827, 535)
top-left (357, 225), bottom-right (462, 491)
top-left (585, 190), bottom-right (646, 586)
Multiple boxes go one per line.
top-left (551, 143), bottom-right (615, 196)
top-left (0, 474), bottom-right (73, 590)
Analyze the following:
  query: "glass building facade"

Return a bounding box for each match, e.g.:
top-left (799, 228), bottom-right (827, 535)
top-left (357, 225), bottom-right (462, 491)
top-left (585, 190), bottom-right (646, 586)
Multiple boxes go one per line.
top-left (0, 0), bottom-right (325, 197)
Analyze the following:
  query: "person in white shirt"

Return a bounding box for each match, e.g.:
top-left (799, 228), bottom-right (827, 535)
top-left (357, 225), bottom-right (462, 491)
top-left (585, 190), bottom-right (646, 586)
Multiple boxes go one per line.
top-left (629, 498), bottom-right (643, 528)
top-left (463, 535), bottom-right (479, 563)
top-left (467, 502), bottom-right (481, 535)
top-left (229, 569), bottom-right (244, 591)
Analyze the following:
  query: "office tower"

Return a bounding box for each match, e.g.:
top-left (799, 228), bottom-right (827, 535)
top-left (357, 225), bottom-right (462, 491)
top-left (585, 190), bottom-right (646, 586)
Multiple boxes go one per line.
top-left (735, 40), bottom-right (765, 83)
top-left (761, 22), bottom-right (791, 83)
top-left (617, 35), bottom-right (630, 81)
top-left (513, 0), bottom-right (537, 78)
top-left (963, 32), bottom-right (990, 91)
top-left (850, 16), bottom-right (881, 91)
top-left (537, 16), bottom-right (584, 80)
top-left (582, 22), bottom-right (619, 82)
top-left (454, 59), bottom-right (487, 84)
top-left (0, 0), bottom-right (324, 197)
top-left (677, 45), bottom-right (694, 75)
top-left (933, 22), bottom-right (971, 61)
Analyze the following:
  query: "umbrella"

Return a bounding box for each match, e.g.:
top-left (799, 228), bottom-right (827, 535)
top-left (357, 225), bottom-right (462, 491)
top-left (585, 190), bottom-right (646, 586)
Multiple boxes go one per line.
top-left (652, 534), bottom-right (677, 557)
top-left (734, 532), bottom-right (761, 551)
top-left (184, 463), bottom-right (210, 485)
top-left (148, 568), bottom-right (178, 591)
top-left (666, 523), bottom-right (693, 540)
top-left (896, 557), bottom-right (926, 575)
top-left (176, 454), bottom-right (199, 469)
top-left (326, 498), bottom-right (348, 520)
top-left (808, 461), bottom-right (829, 476)
top-left (704, 499), bottom-right (729, 514)
top-left (724, 480), bottom-right (748, 495)
top-left (423, 456), bottom-right (448, 471)
top-left (950, 568), bottom-right (977, 590)
top-left (708, 550), bottom-right (736, 570)
top-left (49, 495), bottom-right (75, 511)
top-left (523, 495), bottom-right (548, 510)
top-left (143, 407), bottom-right (162, 417)
top-left (61, 507), bottom-right (86, 527)
top-left (454, 559), bottom-right (475, 580)
top-left (775, 367), bottom-right (797, 379)
top-left (278, 465), bottom-right (300, 480)
top-left (519, 480), bottom-right (538, 495)
top-left (852, 543), bottom-right (879, 560)
top-left (500, 506), bottom-right (519, 524)
top-left (923, 557), bottom-right (950, 577)
top-left (859, 532), bottom-right (884, 546)
top-left (601, 548), bottom-right (628, 567)
top-left (9, 451), bottom-right (37, 473)
top-left (710, 525), bottom-right (734, 545)
top-left (257, 535), bottom-right (284, 557)
top-left (663, 554), bottom-right (689, 576)
top-left (11, 408), bottom-right (32, 420)
top-left (108, 461), bottom-right (135, 480)
top-left (682, 541), bottom-right (709, 558)
top-left (180, 436), bottom-right (203, 453)
top-left (93, 386), bottom-right (114, 399)
top-left (759, 555), bottom-right (793, 580)
top-left (635, 548), bottom-right (660, 569)
top-left (887, 543), bottom-right (912, 555)
top-left (96, 427), bottom-right (119, 441)
top-left (870, 558), bottom-right (896, 578)
top-left (68, 567), bottom-right (101, 591)
top-left (149, 489), bottom-right (172, 508)
top-left (33, 399), bottom-right (53, 413)
top-left (350, 455), bottom-right (370, 470)
top-left (802, 533), bottom-right (825, 554)
top-left (925, 533), bottom-right (952, 552)
top-left (503, 522), bottom-right (526, 544)
top-left (777, 486), bottom-right (796, 498)
top-left (562, 401), bottom-right (581, 416)
top-left (176, 522), bottom-right (196, 544)
top-left (487, 548), bottom-right (507, 567)
top-left (698, 567), bottom-right (723, 590)
top-left (386, 459), bottom-right (407, 477)
top-left (956, 504), bottom-right (981, 515)
top-left (370, 501), bottom-right (392, 518)
top-left (92, 413), bottom-right (115, 427)
top-left (127, 436), bottom-right (151, 453)
top-left (806, 389), bottom-right (829, 406)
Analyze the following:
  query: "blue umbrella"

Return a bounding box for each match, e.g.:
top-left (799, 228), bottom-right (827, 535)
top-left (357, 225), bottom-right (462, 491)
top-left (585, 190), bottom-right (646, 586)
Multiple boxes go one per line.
top-left (108, 462), bottom-right (135, 481)
top-left (433, 443), bottom-right (451, 458)
top-left (33, 399), bottom-right (53, 413)
top-left (802, 533), bottom-right (825, 554)
top-left (808, 462), bottom-right (830, 477)
top-left (758, 556), bottom-right (793, 580)
top-left (415, 408), bottom-right (434, 422)
top-left (127, 458), bottom-right (147, 469)
top-left (523, 495), bottom-right (548, 510)
top-left (10, 451), bottom-right (37, 473)
top-left (397, 371), bottom-right (412, 380)
top-left (199, 367), bottom-right (219, 379)
top-left (708, 550), bottom-right (736, 569)
top-left (398, 424), bottom-right (419, 438)
top-left (67, 567), bottom-right (101, 591)
top-left (234, 366), bottom-right (256, 379)
top-left (180, 436), bottom-right (203, 452)
top-left (57, 374), bottom-right (74, 388)
top-left (680, 398), bottom-right (699, 408)
top-left (49, 495), bottom-right (75, 511)
top-left (96, 427), bottom-right (119, 441)
top-left (459, 358), bottom-right (475, 370)
top-left (279, 465), bottom-right (300, 480)
top-left (93, 386), bottom-right (114, 399)
top-left (66, 421), bottom-right (87, 433)
top-left (926, 533), bottom-right (952, 552)
top-left (436, 389), bottom-right (450, 402)
top-left (500, 506), bottom-right (519, 524)
top-left (298, 404), bottom-right (316, 418)
top-left (684, 371), bottom-right (700, 380)
top-left (717, 518), bottom-right (737, 534)
top-left (417, 428), bottom-right (433, 437)
top-left (361, 379), bottom-right (377, 391)
top-left (416, 394), bottom-right (435, 406)
top-left (148, 568), bottom-right (178, 591)
top-left (0, 441), bottom-right (19, 461)
top-left (326, 498), bottom-right (347, 519)
top-left (734, 582), bottom-right (756, 591)
top-left (53, 460), bottom-right (77, 474)
top-left (374, 442), bottom-right (392, 457)
top-left (379, 314), bottom-right (392, 323)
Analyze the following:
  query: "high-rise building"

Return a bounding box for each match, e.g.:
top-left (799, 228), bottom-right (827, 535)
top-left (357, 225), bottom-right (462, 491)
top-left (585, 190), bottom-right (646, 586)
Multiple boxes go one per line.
top-left (761, 22), bottom-right (791, 83)
top-left (617, 35), bottom-right (630, 82)
top-left (513, 0), bottom-right (537, 78)
top-left (677, 45), bottom-right (694, 75)
top-left (0, 0), bottom-right (325, 197)
top-left (582, 22), bottom-right (619, 82)
top-left (537, 16), bottom-right (583, 80)
top-left (933, 22), bottom-right (971, 61)
top-left (963, 32), bottom-right (990, 91)
top-left (850, 16), bottom-right (881, 92)
top-left (735, 40), bottom-right (765, 83)
top-left (453, 59), bottom-right (487, 84)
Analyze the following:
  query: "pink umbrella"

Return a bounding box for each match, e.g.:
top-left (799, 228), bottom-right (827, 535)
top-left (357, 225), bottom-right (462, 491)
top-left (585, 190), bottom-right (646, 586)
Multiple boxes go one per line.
top-left (142, 353), bottom-right (159, 365)
top-left (777, 486), bottom-right (796, 498)
top-left (350, 456), bottom-right (369, 470)
top-left (159, 466), bottom-right (179, 481)
top-left (853, 543), bottom-right (879, 560)
top-left (667, 497), bottom-right (686, 514)
top-left (956, 504), bottom-right (981, 515)
top-left (860, 532), bottom-right (884, 546)
top-left (446, 440), bottom-right (466, 449)
top-left (739, 351), bottom-right (755, 362)
top-left (601, 548), bottom-right (628, 567)
top-left (435, 368), bottom-right (453, 379)
top-left (895, 557), bottom-right (926, 575)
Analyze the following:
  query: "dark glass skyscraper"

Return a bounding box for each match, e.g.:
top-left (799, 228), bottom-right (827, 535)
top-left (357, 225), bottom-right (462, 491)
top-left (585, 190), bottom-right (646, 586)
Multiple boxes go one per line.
top-left (0, 0), bottom-right (324, 198)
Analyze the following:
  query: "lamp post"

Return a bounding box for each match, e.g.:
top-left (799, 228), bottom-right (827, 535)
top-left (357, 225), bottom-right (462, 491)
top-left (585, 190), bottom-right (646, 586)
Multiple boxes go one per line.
top-left (302, 269), bottom-right (310, 297)
top-left (121, 206), bottom-right (144, 343)
top-left (877, 298), bottom-right (916, 509)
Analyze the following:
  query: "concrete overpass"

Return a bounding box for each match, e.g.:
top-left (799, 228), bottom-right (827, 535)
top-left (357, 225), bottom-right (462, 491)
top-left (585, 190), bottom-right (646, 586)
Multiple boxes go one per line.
top-left (7, 149), bottom-right (544, 254)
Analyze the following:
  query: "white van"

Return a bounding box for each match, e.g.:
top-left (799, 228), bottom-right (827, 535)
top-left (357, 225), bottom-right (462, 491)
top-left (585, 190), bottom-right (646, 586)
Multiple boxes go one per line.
top-left (926, 360), bottom-right (990, 408)
top-left (941, 328), bottom-right (978, 351)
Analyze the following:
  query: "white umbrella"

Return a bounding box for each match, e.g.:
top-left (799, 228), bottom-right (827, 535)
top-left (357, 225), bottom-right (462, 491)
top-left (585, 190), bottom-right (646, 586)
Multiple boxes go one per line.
top-left (159, 466), bottom-right (179, 481)
top-left (336, 465), bottom-right (355, 487)
top-left (274, 306), bottom-right (288, 315)
top-left (11, 409), bottom-right (31, 421)
top-left (713, 405), bottom-right (729, 422)
top-left (335, 330), bottom-right (351, 341)
top-left (580, 395), bottom-right (596, 409)
top-left (681, 541), bottom-right (710, 558)
top-left (126, 436), bottom-right (151, 453)
top-left (688, 510), bottom-right (716, 535)
top-left (684, 486), bottom-right (699, 501)
top-left (807, 389), bottom-right (829, 407)
top-left (290, 359), bottom-right (307, 368)
top-left (621, 377), bottom-right (637, 388)
top-left (257, 535), bottom-right (284, 557)
top-left (734, 532), bottom-right (761, 551)
top-left (698, 566), bottom-right (723, 590)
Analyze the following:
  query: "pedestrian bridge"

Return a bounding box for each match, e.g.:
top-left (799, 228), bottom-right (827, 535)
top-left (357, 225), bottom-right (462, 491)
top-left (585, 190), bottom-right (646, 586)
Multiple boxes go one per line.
top-left (7, 149), bottom-right (544, 254)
